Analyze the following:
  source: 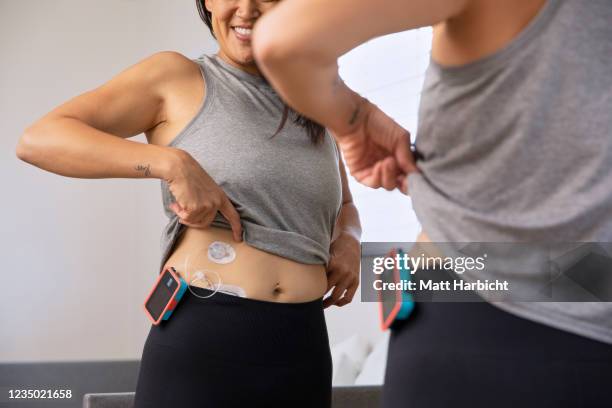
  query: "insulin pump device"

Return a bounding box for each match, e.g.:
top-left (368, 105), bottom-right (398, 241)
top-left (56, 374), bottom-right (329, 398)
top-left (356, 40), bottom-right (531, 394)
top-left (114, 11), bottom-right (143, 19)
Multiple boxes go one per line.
top-left (378, 247), bottom-right (415, 330)
top-left (143, 266), bottom-right (188, 325)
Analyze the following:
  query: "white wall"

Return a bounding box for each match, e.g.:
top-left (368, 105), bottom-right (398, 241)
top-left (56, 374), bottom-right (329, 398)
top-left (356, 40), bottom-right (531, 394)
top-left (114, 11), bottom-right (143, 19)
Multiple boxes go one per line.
top-left (2, 0), bottom-right (217, 363)
top-left (1, 0), bottom-right (430, 363)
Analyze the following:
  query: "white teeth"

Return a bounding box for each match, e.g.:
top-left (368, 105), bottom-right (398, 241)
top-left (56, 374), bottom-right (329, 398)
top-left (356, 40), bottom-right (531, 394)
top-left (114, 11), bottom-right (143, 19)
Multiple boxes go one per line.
top-left (234, 27), bottom-right (252, 36)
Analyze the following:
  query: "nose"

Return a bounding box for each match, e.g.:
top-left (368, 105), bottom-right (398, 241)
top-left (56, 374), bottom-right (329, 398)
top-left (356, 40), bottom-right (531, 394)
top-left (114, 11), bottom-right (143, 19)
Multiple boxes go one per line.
top-left (235, 0), bottom-right (261, 20)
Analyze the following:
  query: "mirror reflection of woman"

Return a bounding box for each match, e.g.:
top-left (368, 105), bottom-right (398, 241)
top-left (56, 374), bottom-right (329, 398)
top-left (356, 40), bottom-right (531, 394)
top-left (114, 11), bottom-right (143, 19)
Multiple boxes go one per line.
top-left (253, 0), bottom-right (612, 407)
top-left (16, 0), bottom-right (362, 406)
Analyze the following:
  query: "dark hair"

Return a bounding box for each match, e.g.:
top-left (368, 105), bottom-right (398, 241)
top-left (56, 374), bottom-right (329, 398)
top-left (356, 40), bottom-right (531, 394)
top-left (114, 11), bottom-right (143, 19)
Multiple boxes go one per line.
top-left (195, 0), bottom-right (325, 144)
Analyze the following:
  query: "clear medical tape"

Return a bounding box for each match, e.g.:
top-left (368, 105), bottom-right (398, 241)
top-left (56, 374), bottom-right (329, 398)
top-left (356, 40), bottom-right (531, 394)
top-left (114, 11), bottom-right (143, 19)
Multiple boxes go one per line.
top-left (183, 249), bottom-right (222, 299)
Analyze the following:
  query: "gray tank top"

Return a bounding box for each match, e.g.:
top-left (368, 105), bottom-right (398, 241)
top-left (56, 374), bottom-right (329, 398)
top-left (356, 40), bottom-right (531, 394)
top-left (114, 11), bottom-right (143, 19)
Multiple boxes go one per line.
top-left (158, 54), bottom-right (342, 273)
top-left (409, 0), bottom-right (612, 343)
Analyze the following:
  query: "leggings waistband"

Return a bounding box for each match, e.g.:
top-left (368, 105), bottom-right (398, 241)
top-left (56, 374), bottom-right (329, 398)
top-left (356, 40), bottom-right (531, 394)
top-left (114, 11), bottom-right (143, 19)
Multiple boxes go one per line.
top-left (148, 285), bottom-right (330, 364)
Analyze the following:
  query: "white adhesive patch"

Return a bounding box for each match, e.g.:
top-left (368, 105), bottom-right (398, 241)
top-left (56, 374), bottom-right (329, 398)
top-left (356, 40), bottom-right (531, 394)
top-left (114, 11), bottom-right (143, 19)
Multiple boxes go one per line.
top-left (207, 241), bottom-right (236, 264)
top-left (188, 270), bottom-right (246, 299)
top-left (214, 283), bottom-right (247, 298)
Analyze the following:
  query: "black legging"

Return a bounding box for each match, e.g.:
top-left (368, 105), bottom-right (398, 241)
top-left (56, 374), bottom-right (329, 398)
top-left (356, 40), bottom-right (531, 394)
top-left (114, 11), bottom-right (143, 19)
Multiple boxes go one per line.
top-left (383, 301), bottom-right (612, 408)
top-left (133, 285), bottom-right (332, 408)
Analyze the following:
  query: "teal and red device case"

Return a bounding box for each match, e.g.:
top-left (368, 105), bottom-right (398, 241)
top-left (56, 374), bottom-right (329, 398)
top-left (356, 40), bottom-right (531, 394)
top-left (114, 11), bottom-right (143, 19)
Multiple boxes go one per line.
top-left (378, 247), bottom-right (415, 330)
top-left (143, 266), bottom-right (188, 325)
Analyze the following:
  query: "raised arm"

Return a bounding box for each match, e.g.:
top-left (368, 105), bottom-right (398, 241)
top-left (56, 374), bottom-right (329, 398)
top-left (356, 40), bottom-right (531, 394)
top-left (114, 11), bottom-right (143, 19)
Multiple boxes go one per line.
top-left (252, 0), bottom-right (470, 136)
top-left (15, 51), bottom-right (197, 180)
top-left (15, 51), bottom-right (244, 241)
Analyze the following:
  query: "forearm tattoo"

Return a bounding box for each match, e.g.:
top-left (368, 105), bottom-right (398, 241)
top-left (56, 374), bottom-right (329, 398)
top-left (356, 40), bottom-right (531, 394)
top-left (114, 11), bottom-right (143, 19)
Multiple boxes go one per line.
top-left (135, 163), bottom-right (151, 177)
top-left (348, 102), bottom-right (361, 126)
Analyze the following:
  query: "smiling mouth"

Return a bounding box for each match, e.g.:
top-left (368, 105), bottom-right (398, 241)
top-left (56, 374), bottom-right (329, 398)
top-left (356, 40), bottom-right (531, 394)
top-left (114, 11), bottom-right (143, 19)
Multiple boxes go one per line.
top-left (232, 26), bottom-right (253, 41)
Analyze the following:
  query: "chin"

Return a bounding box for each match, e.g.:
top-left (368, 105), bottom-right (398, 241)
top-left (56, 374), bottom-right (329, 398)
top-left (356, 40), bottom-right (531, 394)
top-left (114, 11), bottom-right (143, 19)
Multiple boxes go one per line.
top-left (234, 51), bottom-right (255, 65)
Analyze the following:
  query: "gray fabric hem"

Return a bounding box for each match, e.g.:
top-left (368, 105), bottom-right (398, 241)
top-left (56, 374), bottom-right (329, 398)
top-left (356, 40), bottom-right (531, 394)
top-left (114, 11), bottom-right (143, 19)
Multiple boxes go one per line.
top-left (159, 218), bottom-right (185, 274)
top-left (410, 181), bottom-right (612, 346)
top-left (490, 301), bottom-right (612, 346)
top-left (242, 221), bottom-right (330, 265)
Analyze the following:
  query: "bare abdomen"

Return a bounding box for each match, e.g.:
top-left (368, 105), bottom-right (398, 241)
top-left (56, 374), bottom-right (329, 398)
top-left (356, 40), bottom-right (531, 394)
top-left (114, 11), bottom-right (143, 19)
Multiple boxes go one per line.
top-left (163, 226), bottom-right (328, 303)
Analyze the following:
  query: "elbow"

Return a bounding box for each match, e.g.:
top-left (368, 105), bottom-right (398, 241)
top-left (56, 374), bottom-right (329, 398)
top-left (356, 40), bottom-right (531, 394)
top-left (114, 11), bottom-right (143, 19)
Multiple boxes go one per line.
top-left (253, 12), bottom-right (321, 74)
top-left (16, 123), bottom-right (47, 164)
top-left (15, 127), bottom-right (37, 163)
top-left (253, 13), bottom-right (335, 80)
top-left (252, 19), bottom-right (293, 74)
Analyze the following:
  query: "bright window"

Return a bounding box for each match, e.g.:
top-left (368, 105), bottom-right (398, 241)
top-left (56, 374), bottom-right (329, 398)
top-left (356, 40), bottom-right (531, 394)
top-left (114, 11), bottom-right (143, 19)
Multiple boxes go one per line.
top-left (338, 28), bottom-right (433, 242)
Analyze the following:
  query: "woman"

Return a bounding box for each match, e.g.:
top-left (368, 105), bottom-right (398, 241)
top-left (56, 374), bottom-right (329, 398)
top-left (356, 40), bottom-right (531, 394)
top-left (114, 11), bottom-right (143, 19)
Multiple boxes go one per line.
top-left (253, 0), bottom-right (612, 407)
top-left (15, 0), bottom-right (362, 406)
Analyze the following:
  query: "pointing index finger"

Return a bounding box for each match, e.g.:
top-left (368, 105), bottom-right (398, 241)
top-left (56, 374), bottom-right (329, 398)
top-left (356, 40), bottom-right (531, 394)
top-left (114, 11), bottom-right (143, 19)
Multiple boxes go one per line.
top-left (219, 196), bottom-right (243, 242)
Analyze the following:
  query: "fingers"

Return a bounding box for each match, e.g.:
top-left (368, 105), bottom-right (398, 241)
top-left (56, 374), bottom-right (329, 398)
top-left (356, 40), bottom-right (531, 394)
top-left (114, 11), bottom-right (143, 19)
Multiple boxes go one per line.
top-left (170, 193), bottom-right (242, 240)
top-left (367, 161), bottom-right (383, 189)
top-left (326, 271), bottom-right (340, 292)
top-left (170, 202), bottom-right (192, 221)
top-left (356, 157), bottom-right (398, 190)
top-left (336, 280), bottom-right (358, 307)
top-left (396, 172), bottom-right (412, 195)
top-left (219, 196), bottom-right (243, 242)
top-left (324, 260), bottom-right (343, 307)
top-left (324, 277), bottom-right (359, 308)
top-left (178, 210), bottom-right (216, 228)
top-left (323, 283), bottom-right (348, 308)
top-left (380, 157), bottom-right (397, 190)
top-left (324, 264), bottom-right (359, 308)
top-left (352, 167), bottom-right (373, 184)
top-left (169, 201), bottom-right (181, 215)
top-left (400, 175), bottom-right (410, 195)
